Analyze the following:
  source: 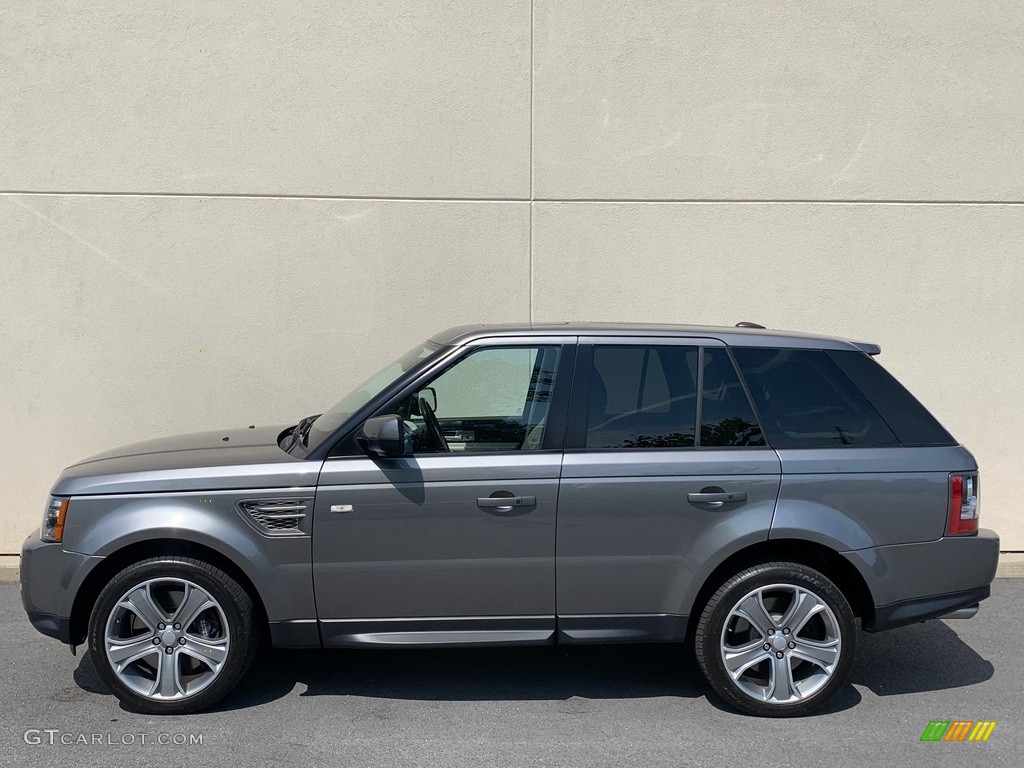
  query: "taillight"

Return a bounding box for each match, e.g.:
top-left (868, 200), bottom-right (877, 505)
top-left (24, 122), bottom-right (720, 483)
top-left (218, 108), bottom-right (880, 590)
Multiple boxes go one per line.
top-left (947, 473), bottom-right (979, 536)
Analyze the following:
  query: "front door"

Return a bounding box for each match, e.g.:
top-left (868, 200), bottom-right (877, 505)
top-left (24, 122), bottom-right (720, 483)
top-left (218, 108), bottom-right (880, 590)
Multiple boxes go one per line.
top-left (556, 338), bottom-right (782, 641)
top-left (313, 341), bottom-right (573, 647)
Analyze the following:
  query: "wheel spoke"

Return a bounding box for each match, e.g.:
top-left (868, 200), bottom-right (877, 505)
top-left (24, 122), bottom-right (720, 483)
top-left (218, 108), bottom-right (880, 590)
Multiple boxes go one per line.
top-left (767, 654), bottom-right (800, 702)
top-left (107, 636), bottom-right (158, 668)
top-left (780, 590), bottom-right (825, 635)
top-left (791, 637), bottom-right (840, 671)
top-left (723, 639), bottom-right (771, 679)
top-left (152, 651), bottom-right (185, 698)
top-left (119, 584), bottom-right (167, 632)
top-left (172, 584), bottom-right (215, 630)
top-left (734, 592), bottom-right (776, 637)
top-left (181, 636), bottom-right (228, 669)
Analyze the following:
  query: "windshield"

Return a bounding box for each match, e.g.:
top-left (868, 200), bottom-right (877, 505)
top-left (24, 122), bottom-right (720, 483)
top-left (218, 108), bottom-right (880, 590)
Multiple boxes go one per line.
top-left (303, 342), bottom-right (440, 450)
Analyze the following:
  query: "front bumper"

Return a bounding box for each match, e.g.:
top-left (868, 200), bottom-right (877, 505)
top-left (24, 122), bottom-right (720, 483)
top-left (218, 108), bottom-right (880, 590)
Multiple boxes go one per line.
top-left (844, 528), bottom-right (1000, 632)
top-left (20, 531), bottom-right (99, 644)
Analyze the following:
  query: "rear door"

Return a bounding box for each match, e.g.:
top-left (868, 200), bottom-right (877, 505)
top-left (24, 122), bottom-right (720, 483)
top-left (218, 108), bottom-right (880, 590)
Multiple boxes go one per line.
top-left (556, 337), bottom-right (782, 641)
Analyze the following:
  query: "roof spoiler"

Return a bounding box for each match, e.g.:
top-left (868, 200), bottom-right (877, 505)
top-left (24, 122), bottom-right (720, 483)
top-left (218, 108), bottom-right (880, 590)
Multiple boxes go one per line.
top-left (853, 341), bottom-right (881, 356)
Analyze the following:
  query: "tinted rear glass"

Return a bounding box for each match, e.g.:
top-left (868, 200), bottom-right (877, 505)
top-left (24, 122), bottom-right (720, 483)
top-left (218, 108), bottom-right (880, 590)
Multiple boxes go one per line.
top-left (700, 348), bottom-right (765, 447)
top-left (733, 348), bottom-right (899, 449)
top-left (587, 345), bottom-right (698, 448)
top-left (825, 350), bottom-right (955, 446)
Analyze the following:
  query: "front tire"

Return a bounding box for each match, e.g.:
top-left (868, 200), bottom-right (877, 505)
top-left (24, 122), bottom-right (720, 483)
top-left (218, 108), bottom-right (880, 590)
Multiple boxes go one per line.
top-left (88, 556), bottom-right (259, 714)
top-left (694, 561), bottom-right (856, 717)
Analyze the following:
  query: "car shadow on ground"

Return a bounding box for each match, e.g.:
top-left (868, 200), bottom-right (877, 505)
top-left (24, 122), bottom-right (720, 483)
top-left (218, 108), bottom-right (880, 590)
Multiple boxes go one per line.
top-left (72, 618), bottom-right (992, 716)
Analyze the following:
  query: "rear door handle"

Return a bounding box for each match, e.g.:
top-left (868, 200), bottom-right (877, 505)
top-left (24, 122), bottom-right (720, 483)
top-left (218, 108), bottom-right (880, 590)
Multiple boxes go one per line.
top-left (476, 496), bottom-right (536, 509)
top-left (687, 491), bottom-right (747, 507)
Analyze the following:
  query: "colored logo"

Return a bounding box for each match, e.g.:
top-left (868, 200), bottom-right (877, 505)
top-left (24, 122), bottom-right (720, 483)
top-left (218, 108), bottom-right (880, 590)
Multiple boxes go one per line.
top-left (920, 721), bottom-right (996, 742)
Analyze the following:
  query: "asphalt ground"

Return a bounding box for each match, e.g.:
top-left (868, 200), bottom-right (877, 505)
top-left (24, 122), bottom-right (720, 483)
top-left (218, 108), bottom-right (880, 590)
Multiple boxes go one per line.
top-left (1, 579), bottom-right (1020, 768)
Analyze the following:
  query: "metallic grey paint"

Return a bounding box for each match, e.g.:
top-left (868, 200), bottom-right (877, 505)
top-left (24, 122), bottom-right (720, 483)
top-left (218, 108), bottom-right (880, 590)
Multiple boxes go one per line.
top-left (313, 454), bottom-right (560, 637)
top-left (842, 529), bottom-right (1000, 607)
top-left (558, 449), bottom-right (782, 618)
top-left (18, 323), bottom-right (999, 661)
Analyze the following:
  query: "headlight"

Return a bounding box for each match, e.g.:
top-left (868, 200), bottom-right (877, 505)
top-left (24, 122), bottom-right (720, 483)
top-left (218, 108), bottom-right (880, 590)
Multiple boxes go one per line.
top-left (40, 497), bottom-right (69, 543)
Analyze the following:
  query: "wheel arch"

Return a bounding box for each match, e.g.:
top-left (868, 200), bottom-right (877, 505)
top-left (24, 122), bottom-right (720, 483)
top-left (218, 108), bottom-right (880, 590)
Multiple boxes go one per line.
top-left (686, 538), bottom-right (875, 638)
top-left (69, 539), bottom-right (269, 647)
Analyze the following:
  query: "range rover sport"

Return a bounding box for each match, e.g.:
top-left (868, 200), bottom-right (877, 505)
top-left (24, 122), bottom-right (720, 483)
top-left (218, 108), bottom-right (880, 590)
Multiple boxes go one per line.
top-left (20, 322), bottom-right (999, 717)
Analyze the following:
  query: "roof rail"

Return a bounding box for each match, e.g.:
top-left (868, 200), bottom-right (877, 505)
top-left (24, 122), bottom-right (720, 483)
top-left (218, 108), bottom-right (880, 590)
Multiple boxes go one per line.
top-left (734, 321), bottom-right (766, 329)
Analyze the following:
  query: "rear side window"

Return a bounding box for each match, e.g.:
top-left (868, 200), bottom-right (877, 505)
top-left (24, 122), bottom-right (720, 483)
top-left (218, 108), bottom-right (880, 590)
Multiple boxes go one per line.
top-left (587, 346), bottom-right (698, 448)
top-left (733, 348), bottom-right (899, 449)
top-left (700, 348), bottom-right (766, 447)
top-left (825, 351), bottom-right (955, 446)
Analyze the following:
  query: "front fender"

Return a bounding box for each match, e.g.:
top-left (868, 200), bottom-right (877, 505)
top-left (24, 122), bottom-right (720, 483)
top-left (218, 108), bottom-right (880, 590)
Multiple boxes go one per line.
top-left (61, 492), bottom-right (315, 621)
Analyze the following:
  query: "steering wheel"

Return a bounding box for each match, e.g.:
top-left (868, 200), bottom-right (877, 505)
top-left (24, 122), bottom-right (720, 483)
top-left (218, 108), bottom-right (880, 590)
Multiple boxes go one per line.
top-left (418, 395), bottom-right (449, 453)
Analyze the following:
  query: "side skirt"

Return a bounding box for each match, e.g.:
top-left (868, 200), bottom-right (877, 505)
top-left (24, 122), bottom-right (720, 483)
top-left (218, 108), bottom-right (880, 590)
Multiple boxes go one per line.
top-left (319, 616), bottom-right (556, 649)
top-left (305, 614), bottom-right (691, 649)
top-left (557, 614), bottom-right (689, 644)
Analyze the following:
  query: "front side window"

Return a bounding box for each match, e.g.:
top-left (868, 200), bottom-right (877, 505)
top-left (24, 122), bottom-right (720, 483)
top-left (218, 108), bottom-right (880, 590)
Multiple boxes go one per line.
top-left (586, 345), bottom-right (699, 449)
top-left (396, 346), bottom-right (561, 453)
top-left (733, 347), bottom-right (899, 449)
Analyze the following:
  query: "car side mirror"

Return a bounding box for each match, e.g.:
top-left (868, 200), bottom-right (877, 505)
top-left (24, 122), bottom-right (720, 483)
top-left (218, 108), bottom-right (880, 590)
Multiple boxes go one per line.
top-left (357, 414), bottom-right (408, 458)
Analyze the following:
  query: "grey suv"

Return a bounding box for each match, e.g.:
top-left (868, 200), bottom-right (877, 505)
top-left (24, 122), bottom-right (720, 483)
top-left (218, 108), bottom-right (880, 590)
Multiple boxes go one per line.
top-left (21, 323), bottom-right (999, 717)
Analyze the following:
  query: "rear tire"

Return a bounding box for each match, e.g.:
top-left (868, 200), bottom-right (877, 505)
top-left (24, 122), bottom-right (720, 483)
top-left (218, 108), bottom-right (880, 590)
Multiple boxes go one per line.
top-left (694, 561), bottom-right (856, 717)
top-left (87, 556), bottom-right (259, 714)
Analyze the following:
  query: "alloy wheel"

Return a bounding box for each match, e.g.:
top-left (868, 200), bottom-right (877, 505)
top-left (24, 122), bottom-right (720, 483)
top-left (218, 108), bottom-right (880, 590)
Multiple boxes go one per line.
top-left (720, 583), bottom-right (842, 704)
top-left (104, 577), bottom-right (230, 701)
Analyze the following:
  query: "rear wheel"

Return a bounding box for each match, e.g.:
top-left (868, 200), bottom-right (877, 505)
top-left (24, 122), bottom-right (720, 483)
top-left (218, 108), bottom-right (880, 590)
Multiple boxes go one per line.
top-left (694, 561), bottom-right (856, 717)
top-left (88, 556), bottom-right (258, 714)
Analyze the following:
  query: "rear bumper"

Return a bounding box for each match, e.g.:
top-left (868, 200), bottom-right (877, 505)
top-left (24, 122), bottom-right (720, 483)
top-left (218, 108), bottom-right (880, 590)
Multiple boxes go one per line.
top-left (866, 585), bottom-right (989, 632)
top-left (843, 528), bottom-right (1000, 632)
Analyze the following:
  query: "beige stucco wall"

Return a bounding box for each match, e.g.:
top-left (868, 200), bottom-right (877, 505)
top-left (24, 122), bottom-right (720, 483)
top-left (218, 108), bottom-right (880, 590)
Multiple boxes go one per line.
top-left (1, 0), bottom-right (1021, 554)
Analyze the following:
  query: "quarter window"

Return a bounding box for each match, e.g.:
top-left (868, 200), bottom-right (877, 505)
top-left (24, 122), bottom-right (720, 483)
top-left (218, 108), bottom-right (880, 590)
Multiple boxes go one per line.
top-left (733, 348), bottom-right (899, 449)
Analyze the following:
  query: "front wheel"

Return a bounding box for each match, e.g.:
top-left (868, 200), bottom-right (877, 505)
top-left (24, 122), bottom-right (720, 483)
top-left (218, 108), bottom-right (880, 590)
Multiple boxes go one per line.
top-left (694, 561), bottom-right (856, 717)
top-left (88, 556), bottom-right (259, 714)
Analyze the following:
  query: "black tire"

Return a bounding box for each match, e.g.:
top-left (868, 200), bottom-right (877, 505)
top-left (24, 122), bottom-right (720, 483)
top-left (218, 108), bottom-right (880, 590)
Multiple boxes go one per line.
top-left (87, 556), bottom-right (259, 715)
top-left (694, 561), bottom-right (856, 717)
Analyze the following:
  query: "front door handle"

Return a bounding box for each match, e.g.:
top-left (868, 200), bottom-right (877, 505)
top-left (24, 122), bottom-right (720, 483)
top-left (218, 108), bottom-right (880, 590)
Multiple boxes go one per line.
top-left (687, 491), bottom-right (747, 507)
top-left (477, 496), bottom-right (536, 509)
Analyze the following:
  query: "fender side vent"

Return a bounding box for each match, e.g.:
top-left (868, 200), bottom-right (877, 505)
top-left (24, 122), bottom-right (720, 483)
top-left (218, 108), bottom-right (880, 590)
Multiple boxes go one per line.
top-left (238, 498), bottom-right (311, 535)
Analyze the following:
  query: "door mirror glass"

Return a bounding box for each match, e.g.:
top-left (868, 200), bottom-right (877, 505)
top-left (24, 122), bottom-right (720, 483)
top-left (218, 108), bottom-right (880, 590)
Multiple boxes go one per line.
top-left (357, 414), bottom-right (408, 458)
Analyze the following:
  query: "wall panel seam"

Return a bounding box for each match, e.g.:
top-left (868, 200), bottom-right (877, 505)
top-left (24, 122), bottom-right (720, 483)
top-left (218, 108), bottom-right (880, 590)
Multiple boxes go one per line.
top-left (4, 192), bottom-right (1023, 206)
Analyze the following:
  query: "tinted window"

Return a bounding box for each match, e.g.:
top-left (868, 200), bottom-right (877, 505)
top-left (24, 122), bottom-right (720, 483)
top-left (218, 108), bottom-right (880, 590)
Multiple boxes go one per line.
top-left (700, 348), bottom-right (766, 447)
top-left (587, 345), bottom-right (698, 449)
top-left (825, 351), bottom-right (955, 446)
top-left (733, 348), bottom-right (899, 449)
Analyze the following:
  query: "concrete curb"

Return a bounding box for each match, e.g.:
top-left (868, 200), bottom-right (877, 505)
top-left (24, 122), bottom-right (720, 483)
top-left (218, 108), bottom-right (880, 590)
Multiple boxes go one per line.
top-left (4, 554), bottom-right (1024, 583)
top-left (996, 552), bottom-right (1024, 578)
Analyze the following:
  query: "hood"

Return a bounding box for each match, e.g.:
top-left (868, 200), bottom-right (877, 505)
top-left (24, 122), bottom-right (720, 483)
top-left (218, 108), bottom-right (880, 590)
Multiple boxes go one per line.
top-left (52, 425), bottom-right (322, 496)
